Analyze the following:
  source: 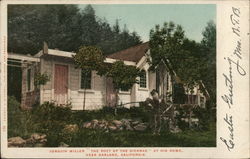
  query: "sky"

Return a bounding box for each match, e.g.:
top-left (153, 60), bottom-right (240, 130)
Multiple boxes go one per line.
top-left (79, 4), bottom-right (216, 43)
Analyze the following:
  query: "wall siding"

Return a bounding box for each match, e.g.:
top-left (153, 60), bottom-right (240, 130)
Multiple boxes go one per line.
top-left (118, 93), bottom-right (131, 108)
top-left (40, 57), bottom-right (107, 110)
top-left (38, 56), bottom-right (206, 110)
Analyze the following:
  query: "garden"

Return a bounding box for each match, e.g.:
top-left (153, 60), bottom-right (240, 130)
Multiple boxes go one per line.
top-left (8, 96), bottom-right (216, 147)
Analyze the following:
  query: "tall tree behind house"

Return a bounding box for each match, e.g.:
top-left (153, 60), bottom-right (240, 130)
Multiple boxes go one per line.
top-left (8, 4), bottom-right (142, 55)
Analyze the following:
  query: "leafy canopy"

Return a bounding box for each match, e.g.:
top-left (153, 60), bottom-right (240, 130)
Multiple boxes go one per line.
top-left (149, 22), bottom-right (201, 88)
top-left (8, 4), bottom-right (142, 55)
top-left (200, 21), bottom-right (216, 102)
top-left (73, 46), bottom-right (141, 91)
top-left (149, 20), bottom-right (216, 99)
top-left (106, 61), bottom-right (141, 91)
top-left (149, 21), bottom-right (185, 69)
top-left (72, 46), bottom-right (105, 74)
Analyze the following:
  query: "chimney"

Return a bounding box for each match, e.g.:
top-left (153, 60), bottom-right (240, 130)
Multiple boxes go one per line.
top-left (43, 41), bottom-right (48, 54)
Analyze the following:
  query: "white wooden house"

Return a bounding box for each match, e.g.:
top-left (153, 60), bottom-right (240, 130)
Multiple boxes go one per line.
top-left (8, 42), bottom-right (209, 110)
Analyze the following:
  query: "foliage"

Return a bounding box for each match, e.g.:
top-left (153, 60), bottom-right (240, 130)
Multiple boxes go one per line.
top-left (172, 83), bottom-right (186, 104)
top-left (8, 65), bottom-right (22, 101)
top-left (30, 102), bottom-right (73, 146)
top-left (200, 21), bottom-right (216, 105)
top-left (8, 96), bottom-right (35, 138)
top-left (201, 21), bottom-right (216, 49)
top-left (8, 98), bottom-right (215, 147)
top-left (73, 46), bottom-right (105, 74)
top-left (192, 107), bottom-right (211, 131)
top-left (149, 22), bottom-right (203, 92)
top-left (149, 21), bottom-right (216, 105)
top-left (34, 72), bottom-right (50, 87)
top-left (64, 124), bottom-right (216, 147)
top-left (71, 105), bottom-right (151, 124)
top-left (7, 4), bottom-right (141, 55)
top-left (106, 61), bottom-right (141, 91)
top-left (149, 21), bottom-right (185, 70)
top-left (32, 102), bottom-right (72, 123)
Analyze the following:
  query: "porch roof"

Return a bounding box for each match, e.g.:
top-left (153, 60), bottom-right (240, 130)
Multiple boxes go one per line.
top-left (8, 52), bottom-right (40, 62)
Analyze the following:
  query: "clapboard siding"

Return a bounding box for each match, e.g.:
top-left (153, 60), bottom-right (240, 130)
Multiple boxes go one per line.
top-left (149, 71), bottom-right (156, 92)
top-left (43, 90), bottom-right (52, 102)
top-left (118, 93), bottom-right (131, 108)
top-left (69, 65), bottom-right (79, 91)
top-left (69, 69), bottom-right (106, 110)
top-left (70, 90), bottom-right (105, 110)
top-left (42, 60), bottom-right (53, 90)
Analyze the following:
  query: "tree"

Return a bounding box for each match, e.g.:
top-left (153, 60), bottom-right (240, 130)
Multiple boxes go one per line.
top-left (149, 22), bottom-right (185, 70)
top-left (149, 22), bottom-right (197, 96)
top-left (149, 22), bottom-right (209, 100)
top-left (8, 4), bottom-right (142, 55)
top-left (105, 61), bottom-right (141, 113)
top-left (200, 21), bottom-right (216, 107)
top-left (8, 5), bottom-right (81, 54)
top-left (149, 21), bottom-right (211, 128)
top-left (73, 46), bottom-right (105, 109)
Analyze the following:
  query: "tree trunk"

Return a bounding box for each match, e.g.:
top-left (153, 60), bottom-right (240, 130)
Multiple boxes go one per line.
top-left (83, 72), bottom-right (87, 110)
top-left (83, 87), bottom-right (86, 110)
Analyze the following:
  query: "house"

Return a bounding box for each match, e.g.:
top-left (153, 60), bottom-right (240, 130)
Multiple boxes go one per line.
top-left (8, 42), bottom-right (209, 110)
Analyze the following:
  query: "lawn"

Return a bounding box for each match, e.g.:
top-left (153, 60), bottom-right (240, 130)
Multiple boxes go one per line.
top-left (64, 125), bottom-right (216, 147)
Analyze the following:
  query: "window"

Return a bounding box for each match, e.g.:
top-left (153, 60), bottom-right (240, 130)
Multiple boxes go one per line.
top-left (185, 95), bottom-right (198, 104)
top-left (80, 70), bottom-right (91, 89)
top-left (120, 87), bottom-right (129, 92)
top-left (139, 70), bottom-right (147, 88)
top-left (27, 68), bottom-right (31, 91)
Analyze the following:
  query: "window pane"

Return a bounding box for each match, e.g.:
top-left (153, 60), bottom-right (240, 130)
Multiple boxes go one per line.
top-left (139, 70), bottom-right (147, 88)
top-left (81, 70), bottom-right (91, 89)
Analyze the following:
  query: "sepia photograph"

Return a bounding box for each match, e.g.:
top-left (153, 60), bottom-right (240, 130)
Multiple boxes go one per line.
top-left (6, 3), bottom-right (217, 148)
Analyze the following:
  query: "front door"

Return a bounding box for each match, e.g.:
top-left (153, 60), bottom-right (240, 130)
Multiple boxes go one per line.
top-left (54, 64), bottom-right (68, 105)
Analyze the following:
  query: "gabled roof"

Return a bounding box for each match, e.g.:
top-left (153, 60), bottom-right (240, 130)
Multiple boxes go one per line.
top-left (107, 42), bottom-right (149, 63)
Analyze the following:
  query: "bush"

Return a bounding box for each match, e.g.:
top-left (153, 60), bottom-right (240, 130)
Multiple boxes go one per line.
top-left (32, 102), bottom-right (72, 122)
top-left (30, 102), bottom-right (73, 146)
top-left (8, 96), bottom-right (34, 138)
top-left (193, 106), bottom-right (210, 131)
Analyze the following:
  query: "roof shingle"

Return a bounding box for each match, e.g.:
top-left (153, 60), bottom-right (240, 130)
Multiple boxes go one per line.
top-left (107, 42), bottom-right (149, 63)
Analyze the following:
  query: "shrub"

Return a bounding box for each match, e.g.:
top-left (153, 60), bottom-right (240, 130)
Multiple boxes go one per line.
top-left (193, 106), bottom-right (210, 131)
top-left (31, 102), bottom-right (73, 146)
top-left (32, 102), bottom-right (72, 122)
top-left (8, 96), bottom-right (35, 138)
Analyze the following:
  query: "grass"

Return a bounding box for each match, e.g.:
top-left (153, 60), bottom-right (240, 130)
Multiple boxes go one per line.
top-left (57, 123), bottom-right (216, 147)
top-left (8, 97), bottom-right (216, 147)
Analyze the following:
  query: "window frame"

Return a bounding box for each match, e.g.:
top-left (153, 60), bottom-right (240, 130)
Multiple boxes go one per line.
top-left (79, 69), bottom-right (92, 90)
top-left (119, 87), bottom-right (131, 94)
top-left (139, 69), bottom-right (148, 89)
top-left (26, 67), bottom-right (34, 92)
